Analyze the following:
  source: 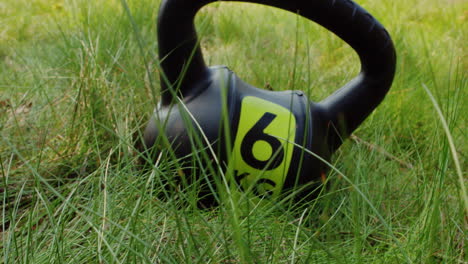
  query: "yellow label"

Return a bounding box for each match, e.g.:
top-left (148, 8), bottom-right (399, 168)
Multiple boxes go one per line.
top-left (231, 96), bottom-right (296, 198)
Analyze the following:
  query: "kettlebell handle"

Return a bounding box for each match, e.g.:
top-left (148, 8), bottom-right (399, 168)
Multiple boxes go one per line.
top-left (157, 0), bottom-right (396, 149)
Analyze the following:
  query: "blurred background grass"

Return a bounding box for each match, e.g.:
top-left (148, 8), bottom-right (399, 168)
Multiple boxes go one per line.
top-left (1, 0), bottom-right (466, 263)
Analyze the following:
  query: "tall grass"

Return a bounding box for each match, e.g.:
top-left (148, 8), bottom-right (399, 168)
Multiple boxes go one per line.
top-left (1, 0), bottom-right (466, 263)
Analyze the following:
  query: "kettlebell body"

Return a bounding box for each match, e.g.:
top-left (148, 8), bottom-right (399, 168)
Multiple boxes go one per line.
top-left (143, 0), bottom-right (396, 199)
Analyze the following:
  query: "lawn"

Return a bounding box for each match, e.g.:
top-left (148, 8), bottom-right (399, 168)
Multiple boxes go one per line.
top-left (1, 0), bottom-right (466, 263)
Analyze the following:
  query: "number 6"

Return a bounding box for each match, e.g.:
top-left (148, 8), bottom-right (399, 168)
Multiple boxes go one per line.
top-left (240, 112), bottom-right (285, 170)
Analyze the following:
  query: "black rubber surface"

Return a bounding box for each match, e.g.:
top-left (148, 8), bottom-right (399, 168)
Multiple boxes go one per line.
top-left (144, 0), bottom-right (396, 199)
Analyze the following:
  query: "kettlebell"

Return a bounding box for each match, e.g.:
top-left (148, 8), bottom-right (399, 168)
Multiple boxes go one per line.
top-left (142, 0), bottom-right (396, 200)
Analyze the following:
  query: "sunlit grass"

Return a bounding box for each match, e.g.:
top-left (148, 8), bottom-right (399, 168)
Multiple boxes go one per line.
top-left (1, 0), bottom-right (466, 263)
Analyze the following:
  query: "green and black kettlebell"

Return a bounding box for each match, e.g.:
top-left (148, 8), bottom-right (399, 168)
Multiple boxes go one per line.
top-left (142, 0), bottom-right (396, 199)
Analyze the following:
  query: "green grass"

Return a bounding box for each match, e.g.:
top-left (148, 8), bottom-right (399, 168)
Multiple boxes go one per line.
top-left (1, 0), bottom-right (466, 263)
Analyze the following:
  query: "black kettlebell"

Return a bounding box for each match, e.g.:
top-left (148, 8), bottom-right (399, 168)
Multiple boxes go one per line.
top-left (142, 0), bottom-right (396, 199)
